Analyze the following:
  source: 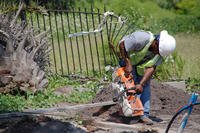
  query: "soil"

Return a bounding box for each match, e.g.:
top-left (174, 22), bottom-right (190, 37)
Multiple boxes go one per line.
top-left (0, 80), bottom-right (200, 133)
top-left (0, 115), bottom-right (87, 133)
top-left (81, 80), bottom-right (200, 118)
top-left (80, 80), bottom-right (200, 132)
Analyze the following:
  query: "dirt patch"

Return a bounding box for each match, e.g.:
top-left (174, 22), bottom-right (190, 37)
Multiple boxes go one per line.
top-left (79, 80), bottom-right (200, 132)
top-left (81, 80), bottom-right (200, 118)
top-left (1, 80), bottom-right (200, 133)
top-left (0, 116), bottom-right (86, 133)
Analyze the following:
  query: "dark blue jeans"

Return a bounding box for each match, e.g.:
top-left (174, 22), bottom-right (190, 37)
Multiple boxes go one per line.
top-left (132, 67), bottom-right (151, 117)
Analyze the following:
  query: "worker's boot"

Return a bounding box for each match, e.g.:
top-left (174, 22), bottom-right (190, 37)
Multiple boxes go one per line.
top-left (139, 116), bottom-right (153, 125)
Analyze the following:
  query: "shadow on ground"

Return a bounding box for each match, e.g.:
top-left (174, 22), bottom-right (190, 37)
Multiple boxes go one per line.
top-left (0, 116), bottom-right (86, 133)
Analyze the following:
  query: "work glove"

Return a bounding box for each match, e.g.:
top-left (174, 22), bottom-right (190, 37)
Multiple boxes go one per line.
top-left (135, 84), bottom-right (143, 94)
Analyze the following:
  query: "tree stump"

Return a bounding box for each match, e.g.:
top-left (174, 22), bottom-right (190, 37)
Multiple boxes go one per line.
top-left (0, 3), bottom-right (50, 93)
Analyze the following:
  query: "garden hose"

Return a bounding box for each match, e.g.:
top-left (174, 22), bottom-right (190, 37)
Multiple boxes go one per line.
top-left (165, 102), bottom-right (200, 133)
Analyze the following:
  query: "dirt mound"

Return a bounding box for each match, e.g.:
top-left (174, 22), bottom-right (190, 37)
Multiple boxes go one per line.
top-left (1, 80), bottom-right (200, 133)
top-left (81, 80), bottom-right (200, 120)
top-left (0, 116), bottom-right (86, 133)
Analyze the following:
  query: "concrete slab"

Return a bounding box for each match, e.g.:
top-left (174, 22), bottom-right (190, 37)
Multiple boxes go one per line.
top-left (163, 81), bottom-right (186, 91)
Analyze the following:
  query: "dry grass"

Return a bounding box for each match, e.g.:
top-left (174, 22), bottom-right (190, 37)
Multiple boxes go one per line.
top-left (175, 32), bottom-right (200, 79)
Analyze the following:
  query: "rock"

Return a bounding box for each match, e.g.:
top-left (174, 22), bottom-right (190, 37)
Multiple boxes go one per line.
top-left (54, 86), bottom-right (74, 96)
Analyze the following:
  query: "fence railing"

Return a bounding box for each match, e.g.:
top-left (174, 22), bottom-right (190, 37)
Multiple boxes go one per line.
top-left (0, 1), bottom-right (134, 77)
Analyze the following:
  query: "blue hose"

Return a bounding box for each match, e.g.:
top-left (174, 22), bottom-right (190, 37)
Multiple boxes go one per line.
top-left (177, 93), bottom-right (198, 133)
top-left (165, 101), bottom-right (200, 133)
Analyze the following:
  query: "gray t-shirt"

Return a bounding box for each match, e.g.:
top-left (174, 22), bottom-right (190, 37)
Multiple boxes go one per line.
top-left (120, 30), bottom-right (162, 66)
top-left (121, 30), bottom-right (151, 52)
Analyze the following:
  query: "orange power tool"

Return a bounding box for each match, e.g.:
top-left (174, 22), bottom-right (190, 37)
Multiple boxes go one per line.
top-left (112, 67), bottom-right (144, 117)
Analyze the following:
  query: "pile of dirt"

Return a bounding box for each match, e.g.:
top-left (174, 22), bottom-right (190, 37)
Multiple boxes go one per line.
top-left (81, 80), bottom-right (200, 119)
top-left (0, 116), bottom-right (86, 133)
top-left (1, 80), bottom-right (200, 133)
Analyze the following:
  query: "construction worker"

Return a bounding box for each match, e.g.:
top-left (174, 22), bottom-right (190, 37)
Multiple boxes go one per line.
top-left (118, 30), bottom-right (176, 124)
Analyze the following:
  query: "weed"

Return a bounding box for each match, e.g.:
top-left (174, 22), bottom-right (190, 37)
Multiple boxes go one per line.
top-left (0, 94), bottom-right (25, 113)
top-left (156, 51), bottom-right (185, 81)
top-left (186, 78), bottom-right (200, 93)
top-left (0, 74), bottom-right (103, 113)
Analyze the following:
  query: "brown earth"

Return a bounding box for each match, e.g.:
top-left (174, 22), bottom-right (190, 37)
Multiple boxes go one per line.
top-left (0, 116), bottom-right (87, 133)
top-left (81, 80), bottom-right (200, 118)
top-left (0, 80), bottom-right (200, 133)
top-left (80, 80), bottom-right (200, 132)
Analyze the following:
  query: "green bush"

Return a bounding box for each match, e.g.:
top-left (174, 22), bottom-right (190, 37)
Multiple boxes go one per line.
top-left (158, 15), bottom-right (200, 33)
top-left (0, 94), bottom-right (25, 113)
top-left (102, 0), bottom-right (200, 34)
top-left (156, 0), bottom-right (175, 9)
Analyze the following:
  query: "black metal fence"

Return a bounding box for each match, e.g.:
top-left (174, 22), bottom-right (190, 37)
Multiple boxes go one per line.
top-left (0, 1), bottom-right (134, 76)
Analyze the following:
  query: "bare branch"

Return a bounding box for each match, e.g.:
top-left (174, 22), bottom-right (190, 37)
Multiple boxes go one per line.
top-left (10, 2), bottom-right (24, 27)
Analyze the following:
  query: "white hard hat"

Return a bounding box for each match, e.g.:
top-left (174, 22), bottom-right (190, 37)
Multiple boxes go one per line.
top-left (159, 30), bottom-right (176, 57)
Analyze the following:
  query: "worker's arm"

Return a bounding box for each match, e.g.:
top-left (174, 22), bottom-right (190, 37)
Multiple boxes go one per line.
top-left (119, 41), bottom-right (128, 59)
top-left (119, 41), bottom-right (132, 76)
top-left (135, 66), bottom-right (156, 93)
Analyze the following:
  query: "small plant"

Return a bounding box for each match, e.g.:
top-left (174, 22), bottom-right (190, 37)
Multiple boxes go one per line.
top-left (65, 89), bottom-right (95, 103)
top-left (0, 74), bottom-right (102, 113)
top-left (0, 94), bottom-right (25, 113)
top-left (47, 74), bottom-right (80, 91)
top-left (155, 51), bottom-right (185, 81)
top-left (186, 77), bottom-right (200, 92)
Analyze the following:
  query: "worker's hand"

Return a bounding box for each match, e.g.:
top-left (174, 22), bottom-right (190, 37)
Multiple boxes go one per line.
top-left (124, 67), bottom-right (132, 78)
top-left (135, 84), bottom-right (143, 94)
top-left (124, 70), bottom-right (131, 78)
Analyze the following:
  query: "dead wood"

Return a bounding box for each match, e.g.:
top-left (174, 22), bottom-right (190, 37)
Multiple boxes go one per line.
top-left (0, 1), bottom-right (50, 93)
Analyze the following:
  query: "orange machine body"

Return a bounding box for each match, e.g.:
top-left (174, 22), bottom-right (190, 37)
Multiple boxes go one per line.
top-left (114, 67), bottom-right (144, 116)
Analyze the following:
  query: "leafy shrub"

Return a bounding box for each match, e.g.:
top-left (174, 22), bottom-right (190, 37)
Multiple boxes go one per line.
top-left (158, 15), bottom-right (200, 33)
top-left (122, 7), bottom-right (152, 31)
top-left (0, 94), bottom-right (25, 113)
top-left (156, 0), bottom-right (175, 9)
